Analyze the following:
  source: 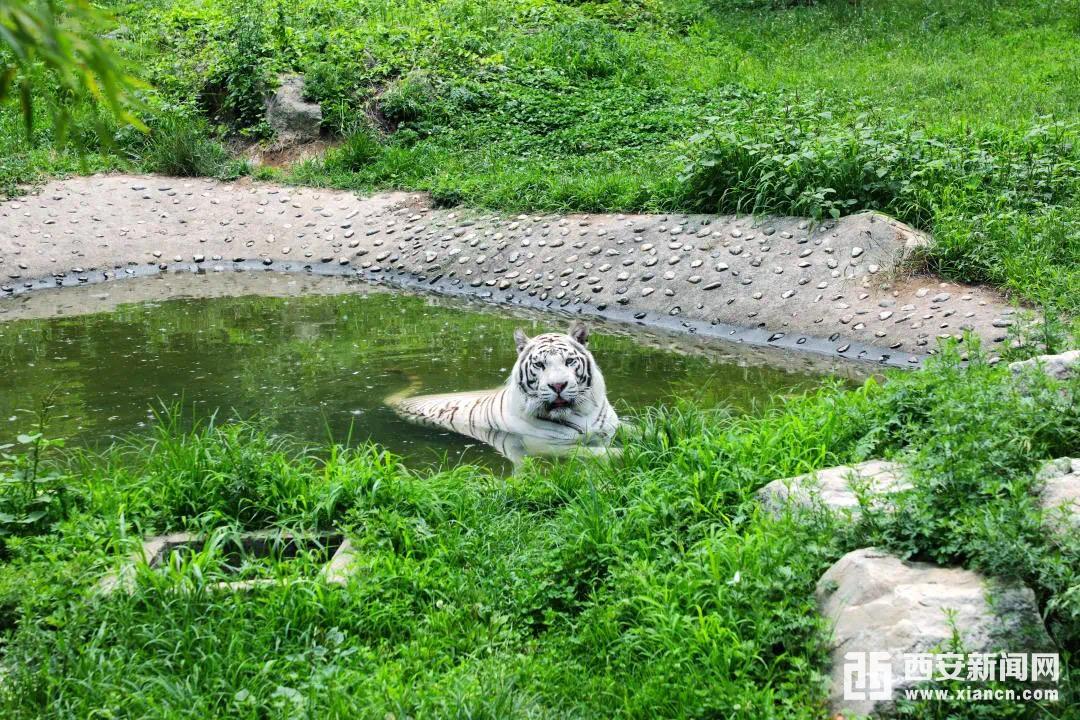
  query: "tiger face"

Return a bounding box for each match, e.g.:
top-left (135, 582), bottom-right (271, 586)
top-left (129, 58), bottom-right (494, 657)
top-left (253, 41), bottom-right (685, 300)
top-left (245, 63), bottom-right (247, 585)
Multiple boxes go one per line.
top-left (511, 322), bottom-right (603, 421)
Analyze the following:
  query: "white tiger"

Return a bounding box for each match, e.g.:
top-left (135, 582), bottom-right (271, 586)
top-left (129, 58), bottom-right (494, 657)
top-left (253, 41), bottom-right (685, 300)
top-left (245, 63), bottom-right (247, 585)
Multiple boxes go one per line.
top-left (387, 323), bottom-right (619, 463)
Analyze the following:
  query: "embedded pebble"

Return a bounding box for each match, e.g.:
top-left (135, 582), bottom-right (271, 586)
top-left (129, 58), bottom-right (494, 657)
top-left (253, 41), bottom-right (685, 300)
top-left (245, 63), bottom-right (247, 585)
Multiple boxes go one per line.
top-left (0, 177), bottom-right (1021, 368)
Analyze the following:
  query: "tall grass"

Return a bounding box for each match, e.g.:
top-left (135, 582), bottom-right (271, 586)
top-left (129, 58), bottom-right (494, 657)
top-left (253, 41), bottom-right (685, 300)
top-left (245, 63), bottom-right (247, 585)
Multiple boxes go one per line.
top-left (0, 346), bottom-right (1076, 718)
top-left (122, 110), bottom-right (247, 178)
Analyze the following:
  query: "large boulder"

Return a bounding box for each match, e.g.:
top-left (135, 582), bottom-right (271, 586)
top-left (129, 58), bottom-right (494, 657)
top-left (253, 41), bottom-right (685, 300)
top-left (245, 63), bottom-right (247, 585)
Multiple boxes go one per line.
top-left (265, 75), bottom-right (323, 146)
top-left (1036, 457), bottom-right (1080, 533)
top-left (1009, 350), bottom-right (1080, 382)
top-left (757, 460), bottom-right (911, 518)
top-left (816, 548), bottom-right (1053, 718)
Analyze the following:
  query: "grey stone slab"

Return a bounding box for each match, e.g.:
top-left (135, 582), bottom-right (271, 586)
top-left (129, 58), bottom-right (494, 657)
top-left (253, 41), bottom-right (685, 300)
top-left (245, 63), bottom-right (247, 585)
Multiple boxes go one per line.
top-left (1036, 457), bottom-right (1080, 533)
top-left (758, 460), bottom-right (911, 518)
top-left (818, 548), bottom-right (1053, 718)
top-left (96, 530), bottom-right (359, 595)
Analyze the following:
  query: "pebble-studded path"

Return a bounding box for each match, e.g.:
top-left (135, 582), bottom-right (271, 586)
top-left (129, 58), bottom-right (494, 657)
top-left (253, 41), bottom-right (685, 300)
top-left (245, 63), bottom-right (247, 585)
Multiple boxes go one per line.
top-left (0, 174), bottom-right (1023, 367)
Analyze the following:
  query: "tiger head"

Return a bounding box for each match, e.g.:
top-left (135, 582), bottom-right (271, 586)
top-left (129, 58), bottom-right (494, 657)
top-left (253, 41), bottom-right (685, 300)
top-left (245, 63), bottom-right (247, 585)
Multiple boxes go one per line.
top-left (510, 322), bottom-right (607, 421)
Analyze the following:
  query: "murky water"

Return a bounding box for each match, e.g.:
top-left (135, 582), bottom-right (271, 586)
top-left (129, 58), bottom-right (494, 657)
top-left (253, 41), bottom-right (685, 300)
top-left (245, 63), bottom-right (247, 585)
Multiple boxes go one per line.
top-left (0, 283), bottom-right (831, 470)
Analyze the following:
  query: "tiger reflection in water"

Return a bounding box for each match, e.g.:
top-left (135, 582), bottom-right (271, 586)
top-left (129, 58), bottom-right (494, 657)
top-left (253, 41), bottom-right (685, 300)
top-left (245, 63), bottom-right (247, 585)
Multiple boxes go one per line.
top-left (387, 323), bottom-right (620, 465)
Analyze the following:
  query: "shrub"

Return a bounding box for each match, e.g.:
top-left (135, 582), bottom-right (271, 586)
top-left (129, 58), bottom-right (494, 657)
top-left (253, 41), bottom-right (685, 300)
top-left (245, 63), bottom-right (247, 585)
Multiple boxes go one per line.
top-left (0, 397), bottom-right (74, 542)
top-left (378, 70), bottom-right (439, 126)
top-left (322, 127), bottom-right (384, 172)
top-left (513, 20), bottom-right (635, 80)
top-left (678, 90), bottom-right (1080, 311)
top-left (124, 109), bottom-right (244, 177)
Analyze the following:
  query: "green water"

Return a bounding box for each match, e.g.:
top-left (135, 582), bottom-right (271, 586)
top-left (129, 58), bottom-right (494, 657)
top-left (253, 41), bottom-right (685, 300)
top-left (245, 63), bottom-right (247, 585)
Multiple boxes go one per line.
top-left (0, 289), bottom-right (826, 470)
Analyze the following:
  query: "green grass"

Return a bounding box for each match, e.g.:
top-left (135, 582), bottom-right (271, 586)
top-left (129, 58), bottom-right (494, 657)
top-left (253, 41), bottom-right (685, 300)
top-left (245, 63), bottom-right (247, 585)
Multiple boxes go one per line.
top-left (2, 0), bottom-right (1079, 309)
top-left (0, 345), bottom-right (1077, 718)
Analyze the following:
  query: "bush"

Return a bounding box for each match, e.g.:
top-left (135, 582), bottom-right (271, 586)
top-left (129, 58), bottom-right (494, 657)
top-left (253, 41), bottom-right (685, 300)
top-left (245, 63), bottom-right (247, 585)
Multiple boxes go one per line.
top-left (125, 109), bottom-right (244, 178)
top-left (0, 348), bottom-right (1076, 717)
top-left (212, 1), bottom-right (275, 132)
top-left (513, 20), bottom-right (635, 80)
top-left (378, 70), bottom-right (439, 126)
top-left (678, 90), bottom-right (1080, 311)
top-left (322, 127), bottom-right (384, 172)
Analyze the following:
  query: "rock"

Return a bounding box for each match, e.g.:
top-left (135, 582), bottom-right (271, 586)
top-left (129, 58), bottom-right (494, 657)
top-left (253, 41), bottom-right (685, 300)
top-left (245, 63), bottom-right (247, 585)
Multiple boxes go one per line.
top-left (1036, 457), bottom-right (1079, 532)
top-left (817, 548), bottom-right (1053, 718)
top-left (758, 460), bottom-right (910, 518)
top-left (1009, 350), bottom-right (1080, 382)
top-left (265, 75), bottom-right (322, 146)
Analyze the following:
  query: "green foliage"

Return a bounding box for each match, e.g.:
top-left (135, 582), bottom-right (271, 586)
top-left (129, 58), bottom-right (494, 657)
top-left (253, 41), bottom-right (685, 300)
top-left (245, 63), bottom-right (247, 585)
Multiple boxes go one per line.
top-left (0, 350), bottom-right (1076, 717)
top-left (0, 394), bottom-right (73, 540)
top-left (321, 126), bottom-right (383, 172)
top-left (212, 0), bottom-right (274, 132)
top-left (676, 92), bottom-right (1080, 311)
top-left (854, 346), bottom-right (1080, 655)
top-left (0, 0), bottom-right (144, 141)
top-left (678, 93), bottom-right (1078, 222)
top-left (377, 70), bottom-right (439, 125)
top-left (512, 19), bottom-right (635, 80)
top-left (122, 108), bottom-right (245, 177)
top-left (1000, 305), bottom-right (1080, 361)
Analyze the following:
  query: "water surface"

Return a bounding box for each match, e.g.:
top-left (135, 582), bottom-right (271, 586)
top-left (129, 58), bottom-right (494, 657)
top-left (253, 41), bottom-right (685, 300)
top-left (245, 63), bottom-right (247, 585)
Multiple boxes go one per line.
top-left (0, 282), bottom-right (830, 470)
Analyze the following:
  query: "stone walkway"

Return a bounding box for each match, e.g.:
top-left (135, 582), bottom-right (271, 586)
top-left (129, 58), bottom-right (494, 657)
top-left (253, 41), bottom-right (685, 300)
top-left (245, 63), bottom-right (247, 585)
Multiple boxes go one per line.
top-left (0, 174), bottom-right (1022, 367)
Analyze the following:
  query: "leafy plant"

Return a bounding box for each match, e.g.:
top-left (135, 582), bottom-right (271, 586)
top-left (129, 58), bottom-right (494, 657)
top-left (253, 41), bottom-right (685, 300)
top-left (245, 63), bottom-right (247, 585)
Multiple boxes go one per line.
top-left (322, 126), bottom-right (383, 172)
top-left (0, 348), bottom-right (1077, 717)
top-left (0, 0), bottom-right (145, 140)
top-left (0, 390), bottom-right (74, 538)
top-left (123, 107), bottom-right (243, 177)
top-left (1000, 304), bottom-right (1080, 361)
top-left (208, 0), bottom-right (275, 133)
top-left (377, 70), bottom-right (438, 126)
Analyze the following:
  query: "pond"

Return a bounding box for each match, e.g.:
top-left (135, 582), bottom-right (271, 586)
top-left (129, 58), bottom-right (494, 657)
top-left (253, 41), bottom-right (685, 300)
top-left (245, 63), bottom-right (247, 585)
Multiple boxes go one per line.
top-left (0, 276), bottom-right (838, 471)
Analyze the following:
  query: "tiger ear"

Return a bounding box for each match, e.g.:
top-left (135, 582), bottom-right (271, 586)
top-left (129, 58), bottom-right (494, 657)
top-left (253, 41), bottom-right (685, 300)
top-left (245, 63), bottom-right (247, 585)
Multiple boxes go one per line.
top-left (569, 322), bottom-right (589, 346)
top-left (514, 328), bottom-right (530, 353)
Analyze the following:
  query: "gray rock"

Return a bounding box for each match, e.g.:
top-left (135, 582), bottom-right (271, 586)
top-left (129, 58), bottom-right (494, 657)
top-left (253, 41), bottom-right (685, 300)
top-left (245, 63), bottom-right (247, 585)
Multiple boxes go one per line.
top-left (1036, 457), bottom-right (1079, 532)
top-left (1009, 350), bottom-right (1080, 382)
top-left (758, 460), bottom-right (910, 518)
top-left (818, 548), bottom-right (1053, 718)
top-left (265, 75), bottom-right (323, 146)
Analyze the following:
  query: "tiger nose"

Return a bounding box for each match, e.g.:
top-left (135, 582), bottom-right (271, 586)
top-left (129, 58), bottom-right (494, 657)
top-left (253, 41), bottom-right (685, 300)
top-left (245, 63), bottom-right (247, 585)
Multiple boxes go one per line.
top-left (548, 382), bottom-right (567, 395)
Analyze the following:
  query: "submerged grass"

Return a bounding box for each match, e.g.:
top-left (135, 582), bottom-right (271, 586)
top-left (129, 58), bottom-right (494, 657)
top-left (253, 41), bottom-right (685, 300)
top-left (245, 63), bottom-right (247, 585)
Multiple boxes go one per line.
top-left (0, 345), bottom-right (1077, 717)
